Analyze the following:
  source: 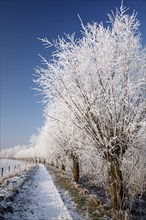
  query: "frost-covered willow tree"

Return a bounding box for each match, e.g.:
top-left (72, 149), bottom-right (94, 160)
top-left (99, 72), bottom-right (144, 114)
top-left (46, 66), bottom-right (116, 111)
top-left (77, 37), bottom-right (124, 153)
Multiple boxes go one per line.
top-left (34, 4), bottom-right (145, 212)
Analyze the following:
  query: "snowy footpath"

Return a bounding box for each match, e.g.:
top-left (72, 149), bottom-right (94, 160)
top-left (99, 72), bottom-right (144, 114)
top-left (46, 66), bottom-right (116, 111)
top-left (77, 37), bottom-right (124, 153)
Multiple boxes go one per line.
top-left (4, 164), bottom-right (75, 220)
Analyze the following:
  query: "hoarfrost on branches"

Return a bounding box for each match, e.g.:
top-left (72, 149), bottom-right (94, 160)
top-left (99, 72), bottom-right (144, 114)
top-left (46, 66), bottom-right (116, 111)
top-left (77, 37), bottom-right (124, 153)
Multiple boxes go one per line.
top-left (34, 5), bottom-right (145, 159)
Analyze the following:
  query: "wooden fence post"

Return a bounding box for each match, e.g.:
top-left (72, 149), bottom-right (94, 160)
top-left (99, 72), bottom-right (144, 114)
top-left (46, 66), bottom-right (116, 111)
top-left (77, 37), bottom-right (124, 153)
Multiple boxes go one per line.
top-left (1, 168), bottom-right (4, 176)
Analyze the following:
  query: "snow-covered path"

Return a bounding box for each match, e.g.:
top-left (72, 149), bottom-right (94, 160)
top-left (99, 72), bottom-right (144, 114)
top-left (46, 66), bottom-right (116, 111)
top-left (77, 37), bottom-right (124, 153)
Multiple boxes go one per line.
top-left (5, 164), bottom-right (73, 220)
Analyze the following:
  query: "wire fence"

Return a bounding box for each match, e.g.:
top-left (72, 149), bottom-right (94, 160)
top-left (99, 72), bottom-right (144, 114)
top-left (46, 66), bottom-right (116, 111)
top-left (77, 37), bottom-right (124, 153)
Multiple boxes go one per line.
top-left (0, 160), bottom-right (35, 181)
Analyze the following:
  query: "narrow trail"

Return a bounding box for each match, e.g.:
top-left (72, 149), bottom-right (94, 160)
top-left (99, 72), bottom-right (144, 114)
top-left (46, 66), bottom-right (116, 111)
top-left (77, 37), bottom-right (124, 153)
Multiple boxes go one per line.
top-left (4, 164), bottom-right (73, 220)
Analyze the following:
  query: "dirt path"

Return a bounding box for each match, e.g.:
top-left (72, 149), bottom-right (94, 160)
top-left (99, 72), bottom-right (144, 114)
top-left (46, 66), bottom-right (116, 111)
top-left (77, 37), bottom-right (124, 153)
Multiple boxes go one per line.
top-left (4, 164), bottom-right (73, 220)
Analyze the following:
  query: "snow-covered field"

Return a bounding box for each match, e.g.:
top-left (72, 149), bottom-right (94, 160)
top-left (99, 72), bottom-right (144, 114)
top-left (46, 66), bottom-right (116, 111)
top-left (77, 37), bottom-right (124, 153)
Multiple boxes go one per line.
top-left (0, 159), bottom-right (34, 180)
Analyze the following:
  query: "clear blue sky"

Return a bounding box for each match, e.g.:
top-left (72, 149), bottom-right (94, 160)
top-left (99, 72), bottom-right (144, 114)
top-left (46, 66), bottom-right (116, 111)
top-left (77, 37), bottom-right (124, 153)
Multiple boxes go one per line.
top-left (1, 0), bottom-right (145, 149)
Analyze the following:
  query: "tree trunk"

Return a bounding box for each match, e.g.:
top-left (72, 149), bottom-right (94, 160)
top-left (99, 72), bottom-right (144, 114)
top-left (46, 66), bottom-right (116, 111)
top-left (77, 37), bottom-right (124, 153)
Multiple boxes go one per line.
top-left (108, 154), bottom-right (123, 211)
top-left (62, 163), bottom-right (65, 171)
top-left (56, 158), bottom-right (59, 168)
top-left (73, 156), bottom-right (79, 182)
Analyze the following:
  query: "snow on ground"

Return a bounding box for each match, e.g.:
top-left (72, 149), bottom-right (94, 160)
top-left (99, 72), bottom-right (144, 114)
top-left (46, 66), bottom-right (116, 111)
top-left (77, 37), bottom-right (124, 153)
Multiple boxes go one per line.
top-left (0, 159), bottom-right (34, 180)
top-left (3, 164), bottom-right (79, 220)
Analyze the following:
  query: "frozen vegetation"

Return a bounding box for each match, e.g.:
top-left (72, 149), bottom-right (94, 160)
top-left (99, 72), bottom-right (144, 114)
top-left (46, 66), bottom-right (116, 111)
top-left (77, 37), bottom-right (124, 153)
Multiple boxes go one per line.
top-left (0, 3), bottom-right (146, 220)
